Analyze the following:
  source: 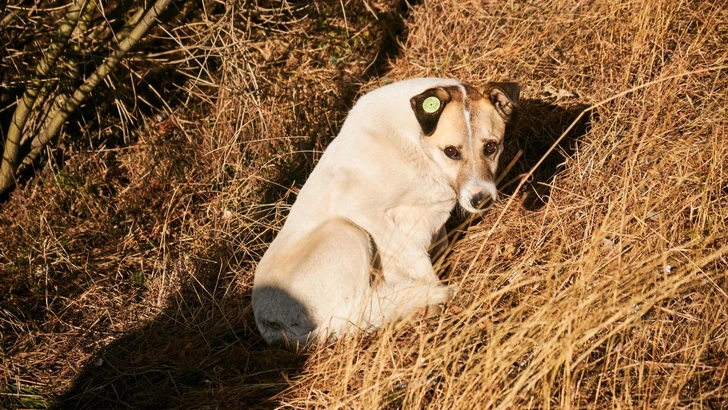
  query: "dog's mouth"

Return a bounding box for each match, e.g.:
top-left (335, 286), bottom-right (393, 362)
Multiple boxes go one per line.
top-left (474, 195), bottom-right (495, 210)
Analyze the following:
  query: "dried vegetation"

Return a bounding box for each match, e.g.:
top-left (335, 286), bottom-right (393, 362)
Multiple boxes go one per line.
top-left (1, 0), bottom-right (727, 408)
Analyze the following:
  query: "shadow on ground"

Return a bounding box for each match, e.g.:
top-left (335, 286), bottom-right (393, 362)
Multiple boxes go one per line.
top-left (54, 245), bottom-right (307, 410)
top-left (499, 98), bottom-right (593, 210)
top-left (51, 98), bottom-right (592, 410)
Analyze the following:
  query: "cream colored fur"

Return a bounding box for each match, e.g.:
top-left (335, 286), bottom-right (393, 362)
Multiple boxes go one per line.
top-left (252, 78), bottom-right (519, 345)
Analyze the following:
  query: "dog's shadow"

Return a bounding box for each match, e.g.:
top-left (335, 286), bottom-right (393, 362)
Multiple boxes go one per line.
top-left (52, 243), bottom-right (310, 410)
top-left (52, 85), bottom-right (590, 409)
top-left (51, 2), bottom-right (420, 407)
top-left (499, 98), bottom-right (593, 210)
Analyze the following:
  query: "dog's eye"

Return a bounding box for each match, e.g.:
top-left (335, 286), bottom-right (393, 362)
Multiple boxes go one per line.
top-left (484, 141), bottom-right (498, 155)
top-left (444, 146), bottom-right (460, 159)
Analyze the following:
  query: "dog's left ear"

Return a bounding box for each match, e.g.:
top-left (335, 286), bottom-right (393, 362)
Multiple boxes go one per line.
top-left (486, 82), bottom-right (521, 122)
top-left (410, 87), bottom-right (453, 136)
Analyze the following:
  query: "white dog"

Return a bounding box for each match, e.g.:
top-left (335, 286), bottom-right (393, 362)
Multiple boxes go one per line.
top-left (252, 78), bottom-right (519, 345)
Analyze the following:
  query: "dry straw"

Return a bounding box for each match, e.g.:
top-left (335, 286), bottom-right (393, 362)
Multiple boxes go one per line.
top-left (276, 0), bottom-right (728, 408)
top-left (1, 0), bottom-right (726, 408)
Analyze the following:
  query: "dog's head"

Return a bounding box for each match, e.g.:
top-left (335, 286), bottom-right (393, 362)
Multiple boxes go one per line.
top-left (410, 81), bottom-right (520, 213)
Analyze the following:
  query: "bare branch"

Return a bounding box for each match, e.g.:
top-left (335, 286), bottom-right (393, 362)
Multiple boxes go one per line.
top-left (0, 0), bottom-right (88, 193)
top-left (19, 0), bottom-right (173, 172)
top-left (0, 0), bottom-right (174, 194)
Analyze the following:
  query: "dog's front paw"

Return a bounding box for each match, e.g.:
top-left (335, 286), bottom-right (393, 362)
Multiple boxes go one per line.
top-left (417, 304), bottom-right (443, 318)
top-left (423, 283), bottom-right (455, 306)
top-left (418, 285), bottom-right (457, 318)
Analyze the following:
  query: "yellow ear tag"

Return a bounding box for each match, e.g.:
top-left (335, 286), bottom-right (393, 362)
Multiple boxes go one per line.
top-left (422, 96), bottom-right (441, 113)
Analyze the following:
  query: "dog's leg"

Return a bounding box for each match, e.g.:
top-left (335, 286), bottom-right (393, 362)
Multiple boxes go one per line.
top-left (253, 218), bottom-right (374, 344)
top-left (353, 207), bottom-right (443, 283)
top-left (367, 271), bottom-right (454, 326)
top-left (376, 229), bottom-right (442, 284)
top-left (365, 231), bottom-right (455, 323)
top-left (429, 224), bottom-right (449, 259)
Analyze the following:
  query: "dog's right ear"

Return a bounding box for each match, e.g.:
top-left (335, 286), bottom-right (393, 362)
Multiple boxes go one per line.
top-left (486, 82), bottom-right (521, 122)
top-left (410, 87), bottom-right (453, 136)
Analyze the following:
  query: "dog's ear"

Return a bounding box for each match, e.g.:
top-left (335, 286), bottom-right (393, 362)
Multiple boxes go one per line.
top-left (410, 87), bottom-right (453, 136)
top-left (486, 82), bottom-right (520, 122)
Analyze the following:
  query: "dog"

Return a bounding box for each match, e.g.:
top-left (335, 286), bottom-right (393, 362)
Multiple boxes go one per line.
top-left (252, 78), bottom-right (520, 345)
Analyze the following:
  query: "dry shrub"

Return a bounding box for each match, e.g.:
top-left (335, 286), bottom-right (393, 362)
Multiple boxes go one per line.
top-left (1, 0), bottom-right (726, 408)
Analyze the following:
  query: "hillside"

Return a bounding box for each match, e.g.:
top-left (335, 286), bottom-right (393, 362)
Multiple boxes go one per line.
top-left (1, 0), bottom-right (726, 408)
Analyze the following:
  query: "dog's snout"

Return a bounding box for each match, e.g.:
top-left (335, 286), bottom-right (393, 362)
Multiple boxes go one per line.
top-left (461, 183), bottom-right (497, 212)
top-left (470, 191), bottom-right (486, 209)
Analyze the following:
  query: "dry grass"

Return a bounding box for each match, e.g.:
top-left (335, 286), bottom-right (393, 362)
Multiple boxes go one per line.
top-left (1, 0), bottom-right (727, 408)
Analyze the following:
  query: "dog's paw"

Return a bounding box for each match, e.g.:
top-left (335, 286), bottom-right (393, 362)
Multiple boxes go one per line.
top-left (416, 285), bottom-right (457, 318)
top-left (422, 283), bottom-right (456, 306)
top-left (416, 304), bottom-right (443, 318)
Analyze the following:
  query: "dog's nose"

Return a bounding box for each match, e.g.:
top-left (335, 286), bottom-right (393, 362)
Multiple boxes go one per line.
top-left (470, 192), bottom-right (486, 209)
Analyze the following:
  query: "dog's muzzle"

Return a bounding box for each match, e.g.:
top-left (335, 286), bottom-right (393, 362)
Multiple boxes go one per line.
top-left (470, 191), bottom-right (487, 209)
top-left (466, 184), bottom-right (497, 211)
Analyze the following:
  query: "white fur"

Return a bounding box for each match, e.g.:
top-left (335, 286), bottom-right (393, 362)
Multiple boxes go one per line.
top-left (252, 78), bottom-right (516, 345)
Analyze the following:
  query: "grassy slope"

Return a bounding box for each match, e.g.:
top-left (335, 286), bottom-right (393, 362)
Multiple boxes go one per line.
top-left (281, 0), bottom-right (728, 408)
top-left (1, 0), bottom-right (727, 408)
